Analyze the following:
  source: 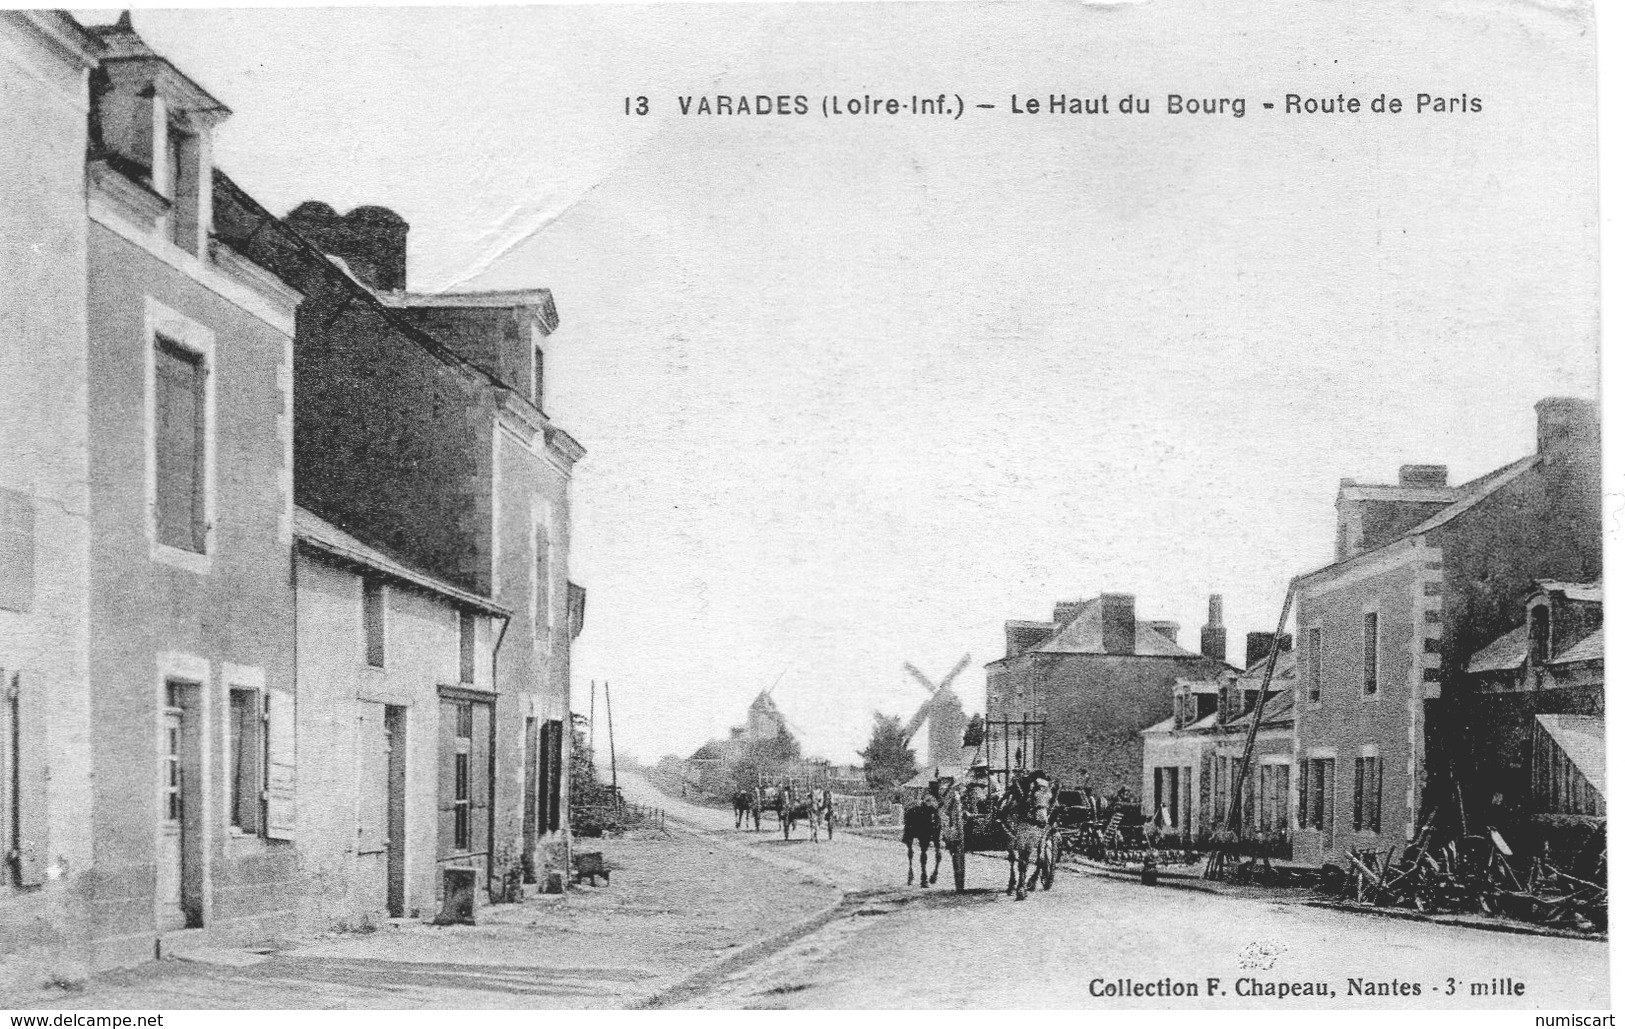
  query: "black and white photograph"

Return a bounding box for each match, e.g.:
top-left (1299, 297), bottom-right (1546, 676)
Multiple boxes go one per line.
top-left (0, 0), bottom-right (1612, 1015)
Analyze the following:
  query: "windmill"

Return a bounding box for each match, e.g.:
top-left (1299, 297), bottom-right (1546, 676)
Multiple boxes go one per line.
top-left (901, 654), bottom-right (973, 772)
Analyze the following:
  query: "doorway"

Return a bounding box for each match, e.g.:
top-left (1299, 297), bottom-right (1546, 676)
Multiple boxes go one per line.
top-left (384, 705), bottom-right (406, 919)
top-left (158, 680), bottom-right (203, 930)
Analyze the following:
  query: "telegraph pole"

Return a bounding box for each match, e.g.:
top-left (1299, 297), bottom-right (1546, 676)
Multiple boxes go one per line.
top-left (605, 679), bottom-right (619, 805)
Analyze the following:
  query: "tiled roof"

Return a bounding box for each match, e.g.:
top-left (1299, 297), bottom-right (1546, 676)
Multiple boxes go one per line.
top-left (1535, 715), bottom-right (1605, 797)
top-left (1551, 628), bottom-right (1604, 666)
top-left (1033, 597), bottom-right (1205, 658)
top-left (1467, 625), bottom-right (1528, 674)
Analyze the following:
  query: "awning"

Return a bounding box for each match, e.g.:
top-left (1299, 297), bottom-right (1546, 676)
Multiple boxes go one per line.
top-left (1535, 714), bottom-right (1605, 798)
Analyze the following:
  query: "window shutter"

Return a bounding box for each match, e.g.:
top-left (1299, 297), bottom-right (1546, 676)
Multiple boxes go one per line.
top-left (548, 720), bottom-right (564, 833)
top-left (15, 672), bottom-right (50, 885)
top-left (263, 689), bottom-right (296, 840)
top-left (1297, 758), bottom-right (1308, 828)
top-left (1353, 758), bottom-right (1365, 831)
top-left (470, 702), bottom-right (492, 854)
top-left (355, 706), bottom-right (387, 854)
top-left (1373, 758), bottom-right (1383, 833)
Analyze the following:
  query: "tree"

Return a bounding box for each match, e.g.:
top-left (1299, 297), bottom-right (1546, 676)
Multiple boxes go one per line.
top-left (859, 712), bottom-right (918, 790)
top-left (733, 726), bottom-right (802, 791)
top-left (962, 713), bottom-right (986, 748)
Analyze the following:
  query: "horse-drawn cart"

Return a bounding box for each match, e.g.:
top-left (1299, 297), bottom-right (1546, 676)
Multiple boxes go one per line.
top-left (945, 810), bottom-right (1057, 896)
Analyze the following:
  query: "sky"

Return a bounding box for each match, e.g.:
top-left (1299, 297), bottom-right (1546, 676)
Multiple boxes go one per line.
top-left (87, 0), bottom-right (1599, 766)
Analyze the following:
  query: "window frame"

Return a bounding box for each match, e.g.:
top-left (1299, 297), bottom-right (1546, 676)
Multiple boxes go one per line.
top-left (226, 684), bottom-right (266, 837)
top-left (1362, 609), bottom-right (1380, 698)
top-left (1, 673), bottom-right (17, 887)
top-left (144, 297), bottom-right (216, 575)
top-left (458, 611), bottom-right (477, 685)
top-left (1304, 624), bottom-right (1324, 703)
top-left (362, 578), bottom-right (387, 669)
top-left (533, 508), bottom-right (554, 648)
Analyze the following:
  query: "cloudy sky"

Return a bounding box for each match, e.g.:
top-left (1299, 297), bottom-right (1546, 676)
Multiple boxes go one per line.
top-left (91, 0), bottom-right (1598, 765)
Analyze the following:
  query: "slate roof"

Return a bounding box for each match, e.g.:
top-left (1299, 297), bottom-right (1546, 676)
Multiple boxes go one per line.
top-left (1535, 715), bottom-right (1605, 797)
top-left (1538, 581), bottom-right (1603, 604)
top-left (1402, 455), bottom-right (1541, 537)
top-left (1551, 628), bottom-right (1605, 666)
top-left (1467, 625), bottom-right (1528, 674)
top-left (293, 507), bottom-right (508, 616)
top-left (1031, 597), bottom-right (1206, 658)
top-left (1240, 648), bottom-right (1296, 685)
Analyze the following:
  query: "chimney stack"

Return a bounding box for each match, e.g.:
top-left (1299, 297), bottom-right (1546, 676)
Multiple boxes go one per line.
top-left (1100, 593), bottom-right (1136, 656)
top-left (1398, 464), bottom-right (1448, 488)
top-left (285, 201), bottom-right (410, 292)
top-left (1245, 631), bottom-right (1293, 668)
top-left (1535, 397), bottom-right (1600, 461)
top-left (1200, 593), bottom-right (1227, 662)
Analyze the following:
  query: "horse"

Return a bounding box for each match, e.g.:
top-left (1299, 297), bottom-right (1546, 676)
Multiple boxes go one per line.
top-left (815, 787), bottom-right (837, 841)
top-left (1001, 771), bottom-right (1057, 901)
top-left (902, 787), bottom-right (943, 887)
top-left (732, 787), bottom-right (762, 831)
top-left (774, 786), bottom-right (819, 842)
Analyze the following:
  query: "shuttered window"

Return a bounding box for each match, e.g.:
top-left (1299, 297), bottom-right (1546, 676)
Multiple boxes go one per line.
top-left (1363, 612), bottom-right (1379, 695)
top-left (458, 612), bottom-right (476, 685)
top-left (363, 580), bottom-right (386, 668)
top-left (228, 688), bottom-right (264, 835)
top-left (1304, 628), bottom-right (1322, 701)
top-left (0, 489), bottom-right (35, 614)
top-left (154, 337), bottom-right (207, 553)
top-left (1309, 758), bottom-right (1335, 831)
top-left (546, 719), bottom-right (564, 833)
top-left (1353, 755), bottom-right (1382, 832)
top-left (263, 689), bottom-right (296, 840)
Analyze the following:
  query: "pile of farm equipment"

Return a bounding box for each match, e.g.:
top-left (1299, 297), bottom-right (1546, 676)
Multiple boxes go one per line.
top-left (1340, 815), bottom-right (1606, 933)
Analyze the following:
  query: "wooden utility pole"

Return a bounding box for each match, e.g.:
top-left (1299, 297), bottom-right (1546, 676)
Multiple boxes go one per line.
top-left (588, 679), bottom-right (597, 753)
top-left (1205, 581), bottom-right (1296, 880)
top-left (605, 679), bottom-right (619, 805)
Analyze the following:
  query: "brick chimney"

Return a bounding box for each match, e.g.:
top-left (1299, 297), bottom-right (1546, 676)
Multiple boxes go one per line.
top-left (1536, 397), bottom-right (1600, 461)
top-left (285, 201), bottom-right (410, 292)
top-left (1200, 594), bottom-right (1226, 662)
top-left (1148, 620), bottom-right (1180, 646)
top-left (1398, 464), bottom-right (1448, 488)
top-left (1100, 594), bottom-right (1136, 656)
top-left (1245, 631), bottom-right (1293, 668)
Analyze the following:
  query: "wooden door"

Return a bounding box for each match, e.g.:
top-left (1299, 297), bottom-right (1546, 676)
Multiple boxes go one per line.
top-left (384, 706), bottom-right (407, 918)
top-left (355, 704), bottom-right (389, 915)
top-left (157, 705), bottom-right (185, 931)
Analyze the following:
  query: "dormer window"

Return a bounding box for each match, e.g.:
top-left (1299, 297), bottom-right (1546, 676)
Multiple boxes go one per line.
top-left (1530, 604), bottom-right (1551, 664)
top-left (86, 15), bottom-right (228, 254)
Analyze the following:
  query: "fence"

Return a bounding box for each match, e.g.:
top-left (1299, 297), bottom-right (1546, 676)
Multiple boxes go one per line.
top-left (574, 799), bottom-right (668, 837)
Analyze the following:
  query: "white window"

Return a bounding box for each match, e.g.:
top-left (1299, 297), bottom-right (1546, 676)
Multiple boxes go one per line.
top-left (144, 298), bottom-right (215, 573)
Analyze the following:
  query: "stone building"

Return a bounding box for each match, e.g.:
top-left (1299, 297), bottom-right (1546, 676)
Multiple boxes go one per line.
top-left (984, 593), bottom-right (1234, 796)
top-left (215, 186), bottom-right (586, 903)
top-left (1140, 634), bottom-right (1295, 843)
top-left (79, 14), bottom-right (305, 967)
top-left (0, 9), bottom-right (104, 991)
top-left (1290, 398), bottom-right (1601, 865)
top-left (292, 509), bottom-right (510, 924)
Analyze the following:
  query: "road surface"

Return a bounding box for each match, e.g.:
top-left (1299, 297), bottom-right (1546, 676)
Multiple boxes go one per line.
top-left (624, 773), bottom-right (1609, 1010)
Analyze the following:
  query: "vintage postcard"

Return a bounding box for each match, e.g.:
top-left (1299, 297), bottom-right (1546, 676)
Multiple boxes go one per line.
top-left (0, 0), bottom-right (1608, 1017)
